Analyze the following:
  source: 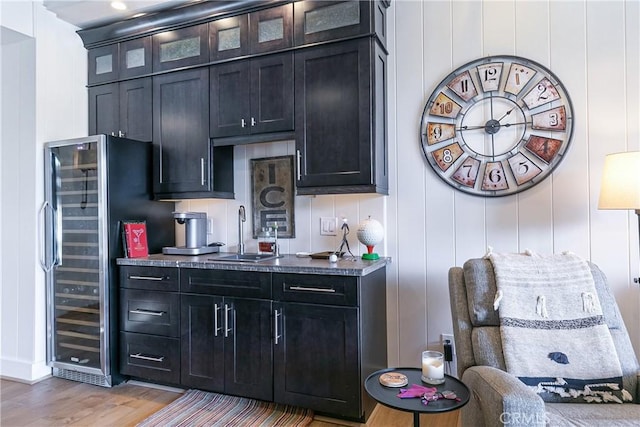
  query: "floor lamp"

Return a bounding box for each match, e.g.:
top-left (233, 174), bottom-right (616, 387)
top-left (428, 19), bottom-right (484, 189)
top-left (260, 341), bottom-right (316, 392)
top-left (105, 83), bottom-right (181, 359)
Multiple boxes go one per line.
top-left (598, 151), bottom-right (640, 284)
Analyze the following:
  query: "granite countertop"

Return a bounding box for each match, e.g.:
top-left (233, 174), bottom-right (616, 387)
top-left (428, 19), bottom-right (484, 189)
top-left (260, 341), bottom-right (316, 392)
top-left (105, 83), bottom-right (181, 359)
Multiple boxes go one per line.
top-left (117, 253), bottom-right (390, 277)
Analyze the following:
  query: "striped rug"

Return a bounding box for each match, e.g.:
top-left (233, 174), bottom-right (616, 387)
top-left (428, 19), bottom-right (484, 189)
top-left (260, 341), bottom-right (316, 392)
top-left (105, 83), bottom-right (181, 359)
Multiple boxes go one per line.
top-left (137, 389), bottom-right (314, 427)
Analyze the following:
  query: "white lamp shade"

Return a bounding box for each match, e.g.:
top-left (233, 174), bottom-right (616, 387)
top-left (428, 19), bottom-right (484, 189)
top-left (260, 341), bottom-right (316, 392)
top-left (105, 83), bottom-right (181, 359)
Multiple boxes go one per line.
top-left (598, 152), bottom-right (640, 210)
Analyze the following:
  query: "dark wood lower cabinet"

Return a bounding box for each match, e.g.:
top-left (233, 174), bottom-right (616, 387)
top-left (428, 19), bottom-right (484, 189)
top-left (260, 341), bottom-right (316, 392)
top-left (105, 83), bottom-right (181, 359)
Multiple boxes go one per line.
top-left (181, 294), bottom-right (273, 401)
top-left (273, 302), bottom-right (360, 418)
top-left (119, 264), bottom-right (387, 422)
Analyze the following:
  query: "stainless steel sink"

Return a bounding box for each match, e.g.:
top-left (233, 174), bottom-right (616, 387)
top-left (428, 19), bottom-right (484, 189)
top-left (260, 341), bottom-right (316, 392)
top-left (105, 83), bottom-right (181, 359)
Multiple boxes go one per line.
top-left (209, 253), bottom-right (280, 263)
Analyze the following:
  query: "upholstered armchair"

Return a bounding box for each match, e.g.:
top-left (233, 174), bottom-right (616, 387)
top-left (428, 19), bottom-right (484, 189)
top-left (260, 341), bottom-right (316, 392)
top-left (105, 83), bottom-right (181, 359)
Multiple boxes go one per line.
top-left (449, 258), bottom-right (640, 426)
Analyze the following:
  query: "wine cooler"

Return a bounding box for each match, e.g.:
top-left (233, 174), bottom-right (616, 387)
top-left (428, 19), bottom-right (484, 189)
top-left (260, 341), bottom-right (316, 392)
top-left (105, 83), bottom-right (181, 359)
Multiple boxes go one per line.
top-left (40, 135), bottom-right (174, 387)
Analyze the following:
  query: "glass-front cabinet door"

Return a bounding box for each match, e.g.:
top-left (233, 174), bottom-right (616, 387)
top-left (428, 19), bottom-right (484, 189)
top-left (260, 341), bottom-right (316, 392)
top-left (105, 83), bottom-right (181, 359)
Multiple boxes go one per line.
top-left (210, 15), bottom-right (249, 60)
top-left (120, 36), bottom-right (152, 79)
top-left (249, 3), bottom-right (293, 54)
top-left (44, 140), bottom-right (105, 374)
top-left (153, 23), bottom-right (209, 72)
top-left (293, 0), bottom-right (369, 46)
top-left (88, 45), bottom-right (119, 85)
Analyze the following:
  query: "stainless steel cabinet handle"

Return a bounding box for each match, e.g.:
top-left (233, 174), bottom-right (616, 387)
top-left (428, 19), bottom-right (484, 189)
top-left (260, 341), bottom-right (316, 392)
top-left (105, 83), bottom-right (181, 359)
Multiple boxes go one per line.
top-left (274, 309), bottom-right (281, 345)
top-left (111, 132), bottom-right (116, 136)
top-left (118, 130), bottom-right (125, 138)
top-left (214, 303), bottom-right (222, 337)
top-left (224, 304), bottom-right (232, 337)
top-left (289, 286), bottom-right (336, 293)
top-left (251, 117), bottom-right (256, 126)
top-left (130, 353), bottom-right (164, 362)
top-left (241, 118), bottom-right (246, 128)
top-left (129, 275), bottom-right (164, 281)
top-left (130, 309), bottom-right (164, 316)
top-left (296, 150), bottom-right (302, 180)
top-left (200, 158), bottom-right (206, 186)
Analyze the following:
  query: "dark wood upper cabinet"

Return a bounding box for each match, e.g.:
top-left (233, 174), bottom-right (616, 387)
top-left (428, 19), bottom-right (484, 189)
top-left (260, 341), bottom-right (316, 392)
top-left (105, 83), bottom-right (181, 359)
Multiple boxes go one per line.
top-left (152, 23), bottom-right (209, 72)
top-left (210, 52), bottom-right (293, 139)
top-left (88, 44), bottom-right (118, 85)
top-left (84, 1), bottom-right (389, 198)
top-left (294, 0), bottom-right (366, 46)
top-left (88, 78), bottom-right (152, 142)
top-left (119, 36), bottom-right (152, 79)
top-left (152, 68), bottom-right (210, 195)
top-left (249, 3), bottom-right (293, 54)
top-left (295, 38), bottom-right (388, 194)
top-left (209, 15), bottom-right (249, 61)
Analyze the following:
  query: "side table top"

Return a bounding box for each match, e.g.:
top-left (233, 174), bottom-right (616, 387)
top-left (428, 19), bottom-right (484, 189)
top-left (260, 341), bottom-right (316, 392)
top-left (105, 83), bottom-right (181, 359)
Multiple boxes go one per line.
top-left (364, 367), bottom-right (470, 414)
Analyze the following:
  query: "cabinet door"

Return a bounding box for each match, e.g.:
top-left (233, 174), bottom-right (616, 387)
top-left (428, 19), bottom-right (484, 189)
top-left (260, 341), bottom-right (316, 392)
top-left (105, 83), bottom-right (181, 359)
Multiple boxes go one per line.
top-left (224, 298), bottom-right (273, 401)
top-left (120, 36), bottom-right (152, 79)
top-left (119, 78), bottom-right (152, 142)
top-left (250, 53), bottom-right (294, 134)
top-left (153, 24), bottom-right (209, 72)
top-left (181, 294), bottom-right (224, 391)
top-left (249, 4), bottom-right (293, 54)
top-left (210, 61), bottom-right (250, 138)
top-left (88, 44), bottom-right (118, 85)
top-left (295, 39), bottom-right (372, 189)
top-left (210, 15), bottom-right (248, 61)
top-left (88, 83), bottom-right (119, 136)
top-left (293, 1), bottom-right (369, 46)
top-left (153, 68), bottom-right (211, 195)
top-left (273, 302), bottom-right (360, 419)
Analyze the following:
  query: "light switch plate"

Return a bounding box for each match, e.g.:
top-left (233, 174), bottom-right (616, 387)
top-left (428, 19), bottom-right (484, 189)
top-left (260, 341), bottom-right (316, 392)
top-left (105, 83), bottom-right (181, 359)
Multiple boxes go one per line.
top-left (320, 217), bottom-right (338, 236)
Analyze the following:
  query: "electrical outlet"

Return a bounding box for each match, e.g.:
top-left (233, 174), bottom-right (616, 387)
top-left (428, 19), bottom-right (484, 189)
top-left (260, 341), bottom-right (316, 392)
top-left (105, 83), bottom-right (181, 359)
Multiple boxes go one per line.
top-left (441, 333), bottom-right (455, 355)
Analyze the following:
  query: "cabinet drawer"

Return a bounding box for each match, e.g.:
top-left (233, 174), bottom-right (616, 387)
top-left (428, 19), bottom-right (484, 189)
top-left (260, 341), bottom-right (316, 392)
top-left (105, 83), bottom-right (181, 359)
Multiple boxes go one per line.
top-left (120, 266), bottom-right (179, 291)
top-left (120, 332), bottom-right (180, 384)
top-left (273, 273), bottom-right (358, 306)
top-left (181, 268), bottom-right (271, 298)
top-left (120, 289), bottom-right (180, 337)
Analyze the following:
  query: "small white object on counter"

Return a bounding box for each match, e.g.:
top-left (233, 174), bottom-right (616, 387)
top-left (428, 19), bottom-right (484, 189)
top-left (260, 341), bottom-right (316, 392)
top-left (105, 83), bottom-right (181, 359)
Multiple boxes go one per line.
top-left (329, 253), bottom-right (338, 263)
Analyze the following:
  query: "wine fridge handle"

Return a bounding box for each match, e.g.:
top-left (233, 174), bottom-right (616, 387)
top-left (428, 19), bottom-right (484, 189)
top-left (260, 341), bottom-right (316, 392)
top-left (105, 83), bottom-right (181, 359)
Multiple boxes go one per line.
top-left (38, 201), bottom-right (53, 272)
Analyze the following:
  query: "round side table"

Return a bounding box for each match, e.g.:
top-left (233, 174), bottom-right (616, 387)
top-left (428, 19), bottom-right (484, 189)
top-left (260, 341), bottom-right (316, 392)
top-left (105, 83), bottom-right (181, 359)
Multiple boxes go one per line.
top-left (364, 367), bottom-right (470, 427)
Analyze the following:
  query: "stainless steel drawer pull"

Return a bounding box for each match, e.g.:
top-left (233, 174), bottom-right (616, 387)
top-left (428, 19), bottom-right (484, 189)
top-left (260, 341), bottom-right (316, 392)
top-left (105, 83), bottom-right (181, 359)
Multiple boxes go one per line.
top-left (129, 275), bottom-right (164, 281)
top-left (130, 353), bottom-right (164, 362)
top-left (289, 286), bottom-right (336, 293)
top-left (130, 309), bottom-right (165, 316)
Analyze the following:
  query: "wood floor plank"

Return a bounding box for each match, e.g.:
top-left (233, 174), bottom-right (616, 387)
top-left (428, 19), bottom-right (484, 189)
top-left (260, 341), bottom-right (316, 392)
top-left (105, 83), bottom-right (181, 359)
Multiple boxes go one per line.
top-left (1, 378), bottom-right (459, 427)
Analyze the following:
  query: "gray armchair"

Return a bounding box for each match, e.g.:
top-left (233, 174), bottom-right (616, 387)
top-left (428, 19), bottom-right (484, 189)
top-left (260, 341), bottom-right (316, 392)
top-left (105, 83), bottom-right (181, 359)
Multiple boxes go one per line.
top-left (449, 258), bottom-right (640, 426)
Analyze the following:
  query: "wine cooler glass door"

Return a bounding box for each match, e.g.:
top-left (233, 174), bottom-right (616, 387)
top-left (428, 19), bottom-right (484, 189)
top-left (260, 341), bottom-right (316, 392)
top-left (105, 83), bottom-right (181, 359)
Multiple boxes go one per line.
top-left (46, 139), bottom-right (106, 374)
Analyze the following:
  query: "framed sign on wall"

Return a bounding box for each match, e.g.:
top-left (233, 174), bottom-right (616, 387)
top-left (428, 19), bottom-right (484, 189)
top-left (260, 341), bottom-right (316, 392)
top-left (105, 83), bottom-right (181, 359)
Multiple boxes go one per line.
top-left (251, 155), bottom-right (295, 238)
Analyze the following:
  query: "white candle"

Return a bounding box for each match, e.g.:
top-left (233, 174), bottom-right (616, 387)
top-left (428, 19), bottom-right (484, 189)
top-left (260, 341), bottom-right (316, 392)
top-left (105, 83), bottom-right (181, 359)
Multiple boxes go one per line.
top-left (422, 358), bottom-right (444, 378)
top-left (421, 351), bottom-right (445, 384)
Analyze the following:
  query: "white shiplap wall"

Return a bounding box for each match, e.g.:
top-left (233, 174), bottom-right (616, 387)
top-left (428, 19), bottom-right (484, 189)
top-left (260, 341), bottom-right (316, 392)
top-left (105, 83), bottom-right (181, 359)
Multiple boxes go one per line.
top-left (1, 0), bottom-right (638, 381)
top-left (387, 0), bottom-right (640, 367)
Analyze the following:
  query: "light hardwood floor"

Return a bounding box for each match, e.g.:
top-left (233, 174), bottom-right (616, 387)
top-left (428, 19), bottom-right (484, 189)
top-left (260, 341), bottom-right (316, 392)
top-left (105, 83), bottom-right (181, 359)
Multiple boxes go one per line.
top-left (0, 377), bottom-right (459, 427)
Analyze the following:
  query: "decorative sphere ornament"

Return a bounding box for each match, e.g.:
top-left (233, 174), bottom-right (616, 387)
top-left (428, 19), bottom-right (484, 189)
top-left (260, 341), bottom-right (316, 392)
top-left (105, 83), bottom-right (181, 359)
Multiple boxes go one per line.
top-left (356, 216), bottom-right (384, 260)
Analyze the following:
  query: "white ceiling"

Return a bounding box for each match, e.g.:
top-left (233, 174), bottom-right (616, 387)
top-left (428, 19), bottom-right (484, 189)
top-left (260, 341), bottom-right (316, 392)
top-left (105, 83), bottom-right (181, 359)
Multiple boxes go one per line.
top-left (43, 0), bottom-right (191, 29)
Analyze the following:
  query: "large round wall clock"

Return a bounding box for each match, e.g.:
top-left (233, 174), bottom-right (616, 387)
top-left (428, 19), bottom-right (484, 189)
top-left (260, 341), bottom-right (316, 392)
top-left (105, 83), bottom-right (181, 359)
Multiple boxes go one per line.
top-left (420, 55), bottom-right (574, 197)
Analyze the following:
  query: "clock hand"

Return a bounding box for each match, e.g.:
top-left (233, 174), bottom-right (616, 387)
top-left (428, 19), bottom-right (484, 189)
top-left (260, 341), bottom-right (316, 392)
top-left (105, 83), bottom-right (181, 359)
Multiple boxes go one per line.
top-left (456, 124), bottom-right (487, 131)
top-left (503, 121), bottom-right (531, 127)
top-left (496, 107), bottom-right (515, 123)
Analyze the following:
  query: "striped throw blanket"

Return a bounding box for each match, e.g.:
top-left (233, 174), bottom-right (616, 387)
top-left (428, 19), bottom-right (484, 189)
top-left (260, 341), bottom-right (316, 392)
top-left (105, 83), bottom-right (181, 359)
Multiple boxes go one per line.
top-left (488, 250), bottom-right (632, 403)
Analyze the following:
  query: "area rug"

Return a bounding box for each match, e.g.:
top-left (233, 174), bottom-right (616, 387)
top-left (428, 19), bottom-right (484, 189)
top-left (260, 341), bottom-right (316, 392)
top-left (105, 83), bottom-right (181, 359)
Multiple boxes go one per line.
top-left (136, 389), bottom-right (314, 427)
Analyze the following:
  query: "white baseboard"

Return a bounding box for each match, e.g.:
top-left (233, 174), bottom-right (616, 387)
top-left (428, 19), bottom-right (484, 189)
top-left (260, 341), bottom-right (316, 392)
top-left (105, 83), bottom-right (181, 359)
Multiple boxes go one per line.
top-left (0, 357), bottom-right (51, 383)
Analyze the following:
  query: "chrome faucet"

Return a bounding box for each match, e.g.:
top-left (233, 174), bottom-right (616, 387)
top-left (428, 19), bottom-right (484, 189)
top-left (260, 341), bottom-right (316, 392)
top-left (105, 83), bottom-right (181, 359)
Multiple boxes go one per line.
top-left (238, 205), bottom-right (246, 255)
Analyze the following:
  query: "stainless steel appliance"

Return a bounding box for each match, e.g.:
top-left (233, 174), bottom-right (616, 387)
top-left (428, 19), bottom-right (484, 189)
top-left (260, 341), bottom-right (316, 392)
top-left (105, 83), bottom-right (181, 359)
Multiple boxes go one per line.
top-left (162, 211), bottom-right (219, 255)
top-left (40, 135), bottom-right (175, 387)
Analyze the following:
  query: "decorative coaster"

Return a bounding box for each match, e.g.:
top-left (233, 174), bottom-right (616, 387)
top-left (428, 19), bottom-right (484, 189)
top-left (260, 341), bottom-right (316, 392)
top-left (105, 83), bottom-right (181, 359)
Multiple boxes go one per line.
top-left (379, 372), bottom-right (408, 387)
